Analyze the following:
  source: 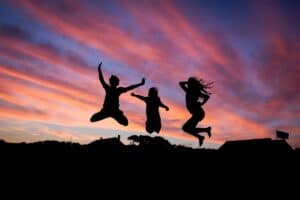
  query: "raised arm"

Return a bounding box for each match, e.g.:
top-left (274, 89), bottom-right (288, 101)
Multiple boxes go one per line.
top-left (98, 62), bottom-right (108, 89)
top-left (179, 81), bottom-right (188, 91)
top-left (122, 78), bottom-right (145, 93)
top-left (131, 93), bottom-right (147, 102)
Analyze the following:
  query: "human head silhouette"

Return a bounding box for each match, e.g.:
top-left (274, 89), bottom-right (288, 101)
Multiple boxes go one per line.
top-left (187, 77), bottom-right (213, 94)
top-left (148, 87), bottom-right (158, 98)
top-left (187, 77), bottom-right (201, 90)
top-left (109, 75), bottom-right (119, 88)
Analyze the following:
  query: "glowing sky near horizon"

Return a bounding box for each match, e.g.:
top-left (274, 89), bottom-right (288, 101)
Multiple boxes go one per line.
top-left (0, 0), bottom-right (300, 148)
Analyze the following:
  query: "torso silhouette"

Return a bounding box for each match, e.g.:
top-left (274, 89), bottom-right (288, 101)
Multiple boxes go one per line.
top-left (103, 86), bottom-right (124, 111)
top-left (146, 97), bottom-right (162, 123)
top-left (185, 88), bottom-right (202, 113)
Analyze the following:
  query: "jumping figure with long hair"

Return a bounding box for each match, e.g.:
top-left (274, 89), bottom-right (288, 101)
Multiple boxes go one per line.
top-left (179, 77), bottom-right (212, 146)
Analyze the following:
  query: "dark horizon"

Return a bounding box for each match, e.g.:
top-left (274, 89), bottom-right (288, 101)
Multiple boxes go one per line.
top-left (0, 132), bottom-right (297, 151)
top-left (1, 134), bottom-right (298, 167)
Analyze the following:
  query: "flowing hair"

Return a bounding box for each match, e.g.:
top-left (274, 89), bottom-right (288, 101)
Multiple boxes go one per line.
top-left (188, 77), bottom-right (213, 95)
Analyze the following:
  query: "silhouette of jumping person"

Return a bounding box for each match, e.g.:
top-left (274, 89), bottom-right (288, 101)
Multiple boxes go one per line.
top-left (179, 77), bottom-right (212, 146)
top-left (131, 87), bottom-right (169, 134)
top-left (90, 62), bottom-right (145, 126)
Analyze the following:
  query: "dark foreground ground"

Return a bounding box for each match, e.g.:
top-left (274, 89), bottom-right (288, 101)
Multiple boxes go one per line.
top-left (1, 135), bottom-right (299, 193)
top-left (1, 135), bottom-right (299, 168)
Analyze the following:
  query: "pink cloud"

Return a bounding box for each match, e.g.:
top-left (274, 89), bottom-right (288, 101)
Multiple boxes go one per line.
top-left (1, 0), bottom-right (298, 148)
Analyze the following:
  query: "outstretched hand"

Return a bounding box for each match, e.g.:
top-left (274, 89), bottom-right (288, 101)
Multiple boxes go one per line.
top-left (131, 92), bottom-right (136, 96)
top-left (98, 62), bottom-right (102, 70)
top-left (165, 107), bottom-right (169, 111)
top-left (141, 78), bottom-right (146, 85)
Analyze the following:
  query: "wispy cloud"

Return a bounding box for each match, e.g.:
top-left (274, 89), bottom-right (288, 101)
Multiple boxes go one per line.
top-left (0, 0), bottom-right (299, 148)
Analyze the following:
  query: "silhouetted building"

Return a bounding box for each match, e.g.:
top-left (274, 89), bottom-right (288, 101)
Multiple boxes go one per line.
top-left (88, 135), bottom-right (124, 150)
top-left (219, 138), bottom-right (293, 158)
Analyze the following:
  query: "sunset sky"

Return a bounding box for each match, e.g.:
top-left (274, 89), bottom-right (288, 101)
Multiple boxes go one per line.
top-left (0, 0), bottom-right (299, 148)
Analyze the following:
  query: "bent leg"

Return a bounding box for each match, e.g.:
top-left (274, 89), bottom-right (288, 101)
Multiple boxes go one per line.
top-left (195, 127), bottom-right (211, 138)
top-left (192, 108), bottom-right (210, 137)
top-left (182, 114), bottom-right (201, 134)
top-left (90, 110), bottom-right (109, 122)
top-left (112, 110), bottom-right (128, 126)
top-left (182, 114), bottom-right (205, 146)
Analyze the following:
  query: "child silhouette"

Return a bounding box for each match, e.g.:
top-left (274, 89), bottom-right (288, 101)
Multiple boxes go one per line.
top-left (131, 87), bottom-right (169, 134)
top-left (179, 77), bottom-right (212, 146)
top-left (90, 62), bottom-right (145, 126)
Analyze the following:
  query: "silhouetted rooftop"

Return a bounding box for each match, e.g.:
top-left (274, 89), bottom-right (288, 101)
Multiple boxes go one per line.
top-left (219, 138), bottom-right (293, 155)
top-left (88, 135), bottom-right (124, 148)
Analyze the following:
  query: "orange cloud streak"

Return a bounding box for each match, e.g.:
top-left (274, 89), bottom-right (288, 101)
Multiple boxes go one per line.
top-left (0, 65), bottom-right (96, 104)
top-left (3, 0), bottom-right (293, 147)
